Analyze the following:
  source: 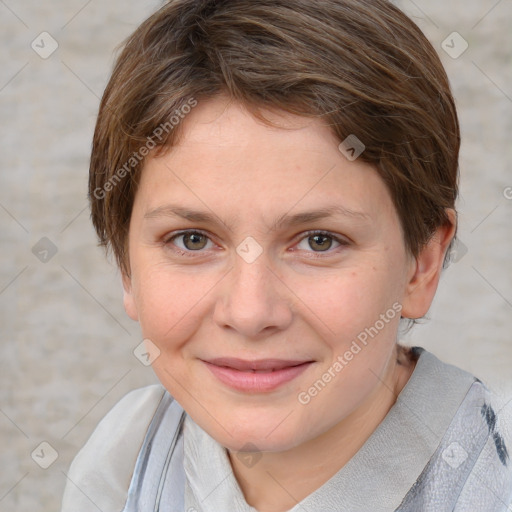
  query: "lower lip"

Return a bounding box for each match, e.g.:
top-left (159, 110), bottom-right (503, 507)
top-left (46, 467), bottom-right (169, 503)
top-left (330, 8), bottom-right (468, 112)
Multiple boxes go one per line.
top-left (202, 361), bottom-right (312, 393)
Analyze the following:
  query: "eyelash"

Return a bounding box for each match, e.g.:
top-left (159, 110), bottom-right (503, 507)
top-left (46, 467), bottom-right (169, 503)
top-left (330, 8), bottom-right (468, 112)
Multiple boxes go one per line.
top-left (163, 229), bottom-right (349, 259)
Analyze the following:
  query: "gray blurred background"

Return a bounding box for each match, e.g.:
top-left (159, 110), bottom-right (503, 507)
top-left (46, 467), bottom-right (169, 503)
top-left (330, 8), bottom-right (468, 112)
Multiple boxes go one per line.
top-left (0, 1), bottom-right (511, 510)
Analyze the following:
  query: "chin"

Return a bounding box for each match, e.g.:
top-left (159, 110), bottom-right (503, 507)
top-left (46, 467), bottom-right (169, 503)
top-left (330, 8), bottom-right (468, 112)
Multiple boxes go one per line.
top-left (224, 436), bottom-right (298, 454)
top-left (204, 418), bottom-right (307, 454)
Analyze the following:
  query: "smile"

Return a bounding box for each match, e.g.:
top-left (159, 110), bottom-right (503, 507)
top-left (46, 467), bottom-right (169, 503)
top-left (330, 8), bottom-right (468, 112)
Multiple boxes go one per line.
top-left (201, 358), bottom-right (313, 392)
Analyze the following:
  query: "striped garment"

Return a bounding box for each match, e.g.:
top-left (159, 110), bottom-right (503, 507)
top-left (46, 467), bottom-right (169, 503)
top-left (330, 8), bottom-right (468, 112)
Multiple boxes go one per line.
top-left (62, 347), bottom-right (512, 511)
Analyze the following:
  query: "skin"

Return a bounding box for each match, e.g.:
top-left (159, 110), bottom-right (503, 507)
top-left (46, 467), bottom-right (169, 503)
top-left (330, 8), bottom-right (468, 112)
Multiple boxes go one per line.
top-left (122, 94), bottom-right (455, 512)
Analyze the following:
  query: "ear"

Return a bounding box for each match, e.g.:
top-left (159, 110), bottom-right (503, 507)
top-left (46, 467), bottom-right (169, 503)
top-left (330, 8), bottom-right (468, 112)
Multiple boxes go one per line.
top-left (401, 209), bottom-right (456, 319)
top-left (122, 271), bottom-right (139, 321)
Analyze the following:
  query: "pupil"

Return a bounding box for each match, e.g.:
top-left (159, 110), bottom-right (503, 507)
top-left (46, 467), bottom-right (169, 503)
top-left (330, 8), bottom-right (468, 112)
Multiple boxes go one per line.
top-left (184, 233), bottom-right (207, 250)
top-left (310, 235), bottom-right (331, 251)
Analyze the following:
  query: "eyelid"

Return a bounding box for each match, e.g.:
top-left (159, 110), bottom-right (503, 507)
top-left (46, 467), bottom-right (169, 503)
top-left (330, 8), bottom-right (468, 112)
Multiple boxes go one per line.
top-left (164, 228), bottom-right (212, 243)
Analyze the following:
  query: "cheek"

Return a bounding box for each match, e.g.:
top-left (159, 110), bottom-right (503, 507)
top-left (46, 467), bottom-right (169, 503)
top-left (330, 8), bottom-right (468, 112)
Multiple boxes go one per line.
top-left (131, 263), bottom-right (215, 346)
top-left (287, 265), bottom-right (397, 342)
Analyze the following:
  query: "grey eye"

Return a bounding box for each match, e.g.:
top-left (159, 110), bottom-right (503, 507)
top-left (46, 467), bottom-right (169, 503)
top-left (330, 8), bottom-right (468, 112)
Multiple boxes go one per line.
top-left (307, 234), bottom-right (333, 252)
top-left (171, 231), bottom-right (212, 251)
top-left (297, 233), bottom-right (341, 252)
top-left (182, 232), bottom-right (208, 250)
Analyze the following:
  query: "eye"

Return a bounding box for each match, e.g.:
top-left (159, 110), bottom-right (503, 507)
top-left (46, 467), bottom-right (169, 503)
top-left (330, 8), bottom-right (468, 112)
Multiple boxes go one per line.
top-left (165, 230), bottom-right (214, 254)
top-left (295, 230), bottom-right (347, 254)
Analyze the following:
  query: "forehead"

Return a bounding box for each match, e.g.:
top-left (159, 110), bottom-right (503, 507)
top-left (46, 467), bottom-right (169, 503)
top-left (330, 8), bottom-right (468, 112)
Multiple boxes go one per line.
top-left (136, 95), bottom-right (397, 229)
top-left (175, 95), bottom-right (337, 148)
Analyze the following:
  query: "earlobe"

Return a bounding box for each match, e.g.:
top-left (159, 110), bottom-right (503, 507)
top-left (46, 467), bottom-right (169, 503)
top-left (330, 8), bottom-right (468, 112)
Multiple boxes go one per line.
top-left (122, 272), bottom-right (139, 321)
top-left (401, 209), bottom-right (456, 319)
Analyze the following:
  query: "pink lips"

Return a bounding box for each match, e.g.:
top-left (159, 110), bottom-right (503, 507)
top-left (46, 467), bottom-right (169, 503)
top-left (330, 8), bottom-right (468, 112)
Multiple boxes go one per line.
top-left (202, 357), bottom-right (313, 392)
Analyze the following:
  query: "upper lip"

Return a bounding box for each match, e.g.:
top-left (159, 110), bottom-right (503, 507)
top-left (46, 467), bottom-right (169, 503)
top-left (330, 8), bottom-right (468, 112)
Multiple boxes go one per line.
top-left (203, 357), bottom-right (312, 371)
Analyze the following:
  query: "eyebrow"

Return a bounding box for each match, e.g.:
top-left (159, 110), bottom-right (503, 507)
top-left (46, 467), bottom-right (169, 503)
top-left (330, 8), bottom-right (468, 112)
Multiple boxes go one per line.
top-left (143, 204), bottom-right (370, 231)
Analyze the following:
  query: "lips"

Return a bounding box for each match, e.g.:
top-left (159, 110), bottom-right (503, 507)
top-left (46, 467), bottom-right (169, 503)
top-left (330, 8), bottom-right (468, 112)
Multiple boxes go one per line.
top-left (205, 357), bottom-right (311, 372)
top-left (201, 357), bottom-right (313, 392)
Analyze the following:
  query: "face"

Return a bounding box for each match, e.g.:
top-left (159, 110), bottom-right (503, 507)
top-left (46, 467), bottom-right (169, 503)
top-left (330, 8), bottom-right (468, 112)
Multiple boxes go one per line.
top-left (123, 95), bottom-right (420, 453)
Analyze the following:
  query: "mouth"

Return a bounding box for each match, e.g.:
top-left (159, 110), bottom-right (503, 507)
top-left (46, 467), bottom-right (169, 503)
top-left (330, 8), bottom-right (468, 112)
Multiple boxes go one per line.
top-left (201, 357), bottom-right (314, 392)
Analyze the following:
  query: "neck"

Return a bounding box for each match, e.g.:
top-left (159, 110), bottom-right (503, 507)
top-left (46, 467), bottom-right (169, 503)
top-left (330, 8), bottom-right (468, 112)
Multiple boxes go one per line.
top-left (227, 345), bottom-right (417, 512)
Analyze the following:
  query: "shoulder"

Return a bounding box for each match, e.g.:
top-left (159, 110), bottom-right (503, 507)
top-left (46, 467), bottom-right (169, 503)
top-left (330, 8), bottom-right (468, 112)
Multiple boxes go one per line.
top-left (398, 355), bottom-right (512, 509)
top-left (448, 379), bottom-right (512, 508)
top-left (61, 384), bottom-right (166, 512)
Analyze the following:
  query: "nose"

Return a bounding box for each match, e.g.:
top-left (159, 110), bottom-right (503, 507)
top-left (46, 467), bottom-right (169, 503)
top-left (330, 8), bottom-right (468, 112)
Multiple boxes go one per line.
top-left (213, 254), bottom-right (293, 339)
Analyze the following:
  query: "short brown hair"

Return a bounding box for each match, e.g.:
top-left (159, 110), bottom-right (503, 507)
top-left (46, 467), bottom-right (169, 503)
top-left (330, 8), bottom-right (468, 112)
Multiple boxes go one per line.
top-left (89, 0), bottom-right (460, 277)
